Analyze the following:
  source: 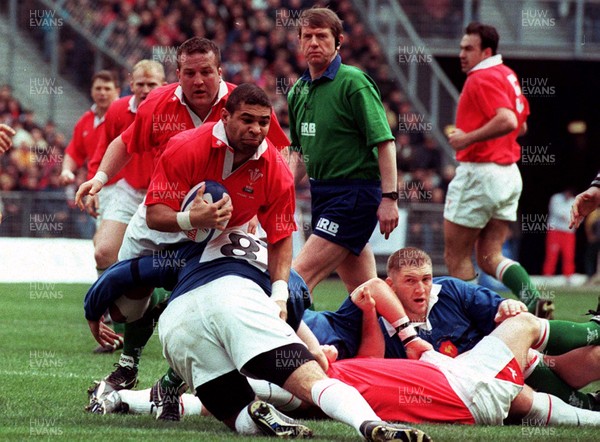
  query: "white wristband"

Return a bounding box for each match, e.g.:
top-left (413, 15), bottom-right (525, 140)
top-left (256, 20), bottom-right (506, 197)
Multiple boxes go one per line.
top-left (271, 280), bottom-right (289, 302)
top-left (392, 317), bottom-right (410, 329)
top-left (398, 324), bottom-right (417, 341)
top-left (93, 171), bottom-right (108, 185)
top-left (176, 211), bottom-right (193, 231)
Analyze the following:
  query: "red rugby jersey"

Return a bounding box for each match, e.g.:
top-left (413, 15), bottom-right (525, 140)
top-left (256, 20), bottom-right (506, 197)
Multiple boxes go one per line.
top-left (146, 121), bottom-right (295, 244)
top-left (455, 57), bottom-right (530, 165)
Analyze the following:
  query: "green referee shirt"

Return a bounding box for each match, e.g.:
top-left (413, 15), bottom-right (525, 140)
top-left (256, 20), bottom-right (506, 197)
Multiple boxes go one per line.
top-left (288, 55), bottom-right (394, 181)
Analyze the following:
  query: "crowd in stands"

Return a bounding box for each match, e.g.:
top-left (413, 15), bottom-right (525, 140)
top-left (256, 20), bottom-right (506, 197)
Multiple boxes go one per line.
top-left (1, 0), bottom-right (452, 237)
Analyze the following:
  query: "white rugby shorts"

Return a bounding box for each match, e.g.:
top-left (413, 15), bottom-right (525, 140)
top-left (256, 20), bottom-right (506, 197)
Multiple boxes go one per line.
top-left (421, 335), bottom-right (524, 425)
top-left (159, 275), bottom-right (304, 389)
top-left (102, 179), bottom-right (146, 224)
top-left (444, 162), bottom-right (522, 229)
top-left (118, 200), bottom-right (188, 260)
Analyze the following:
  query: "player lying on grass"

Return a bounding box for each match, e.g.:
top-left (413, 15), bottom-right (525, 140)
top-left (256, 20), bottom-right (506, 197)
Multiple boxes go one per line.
top-left (84, 230), bottom-right (431, 441)
top-left (303, 247), bottom-right (600, 411)
top-left (95, 283), bottom-right (600, 428)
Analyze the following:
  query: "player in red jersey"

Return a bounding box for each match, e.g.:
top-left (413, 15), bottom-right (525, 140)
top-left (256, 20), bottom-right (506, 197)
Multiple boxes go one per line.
top-left (84, 60), bottom-right (166, 274)
top-left (75, 37), bottom-right (289, 205)
top-left (145, 83), bottom-right (295, 315)
top-left (60, 70), bottom-right (120, 188)
top-left (443, 22), bottom-right (551, 318)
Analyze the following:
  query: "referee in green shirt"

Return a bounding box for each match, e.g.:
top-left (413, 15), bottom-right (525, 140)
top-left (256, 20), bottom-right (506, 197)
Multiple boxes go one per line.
top-left (288, 8), bottom-right (399, 294)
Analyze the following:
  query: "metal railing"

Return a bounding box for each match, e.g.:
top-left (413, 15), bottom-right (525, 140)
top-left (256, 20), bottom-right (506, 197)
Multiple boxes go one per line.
top-left (0, 191), bottom-right (95, 239)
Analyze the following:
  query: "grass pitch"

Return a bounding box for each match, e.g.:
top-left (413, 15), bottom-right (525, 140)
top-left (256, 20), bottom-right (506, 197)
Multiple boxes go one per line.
top-left (0, 280), bottom-right (599, 441)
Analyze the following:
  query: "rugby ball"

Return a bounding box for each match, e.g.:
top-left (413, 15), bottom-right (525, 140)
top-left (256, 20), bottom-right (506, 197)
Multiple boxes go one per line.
top-left (180, 180), bottom-right (230, 243)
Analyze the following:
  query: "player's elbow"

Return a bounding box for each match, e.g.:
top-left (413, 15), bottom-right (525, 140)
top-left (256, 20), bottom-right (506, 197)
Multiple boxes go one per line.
top-left (497, 109), bottom-right (519, 133)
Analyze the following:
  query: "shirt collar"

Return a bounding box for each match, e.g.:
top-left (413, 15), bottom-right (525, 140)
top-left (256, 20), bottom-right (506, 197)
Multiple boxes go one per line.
top-left (299, 54), bottom-right (342, 82)
top-left (412, 283), bottom-right (442, 331)
top-left (91, 104), bottom-right (105, 129)
top-left (469, 54), bottom-right (503, 73)
top-left (174, 80), bottom-right (229, 125)
top-left (211, 120), bottom-right (269, 179)
top-left (128, 95), bottom-right (138, 114)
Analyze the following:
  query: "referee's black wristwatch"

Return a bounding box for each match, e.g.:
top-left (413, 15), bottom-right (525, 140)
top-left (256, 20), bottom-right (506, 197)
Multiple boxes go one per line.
top-left (382, 191), bottom-right (399, 200)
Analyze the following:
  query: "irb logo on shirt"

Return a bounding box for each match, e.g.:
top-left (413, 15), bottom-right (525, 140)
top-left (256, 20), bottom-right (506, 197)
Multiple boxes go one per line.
top-left (301, 122), bottom-right (316, 137)
top-left (315, 217), bottom-right (339, 236)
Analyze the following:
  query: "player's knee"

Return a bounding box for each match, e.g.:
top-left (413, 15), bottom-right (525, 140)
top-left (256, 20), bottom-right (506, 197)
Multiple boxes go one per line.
top-left (94, 244), bottom-right (118, 269)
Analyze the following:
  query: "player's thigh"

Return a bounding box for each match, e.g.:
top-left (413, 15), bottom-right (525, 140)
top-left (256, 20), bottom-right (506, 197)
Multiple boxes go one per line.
top-left (94, 219), bottom-right (128, 254)
top-left (545, 346), bottom-right (600, 389)
top-left (336, 243), bottom-right (377, 293)
top-left (443, 219), bottom-right (480, 258)
top-left (293, 234), bottom-right (350, 292)
top-left (475, 218), bottom-right (510, 272)
top-left (158, 288), bottom-right (236, 390)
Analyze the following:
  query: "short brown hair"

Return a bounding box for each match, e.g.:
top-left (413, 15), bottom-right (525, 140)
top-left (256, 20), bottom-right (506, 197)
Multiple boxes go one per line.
top-left (465, 22), bottom-right (499, 55)
top-left (299, 8), bottom-right (343, 47)
top-left (177, 37), bottom-right (220, 69)
top-left (386, 247), bottom-right (432, 275)
top-left (91, 70), bottom-right (119, 88)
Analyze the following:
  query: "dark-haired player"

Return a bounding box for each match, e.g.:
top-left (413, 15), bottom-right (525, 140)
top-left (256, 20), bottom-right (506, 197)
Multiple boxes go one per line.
top-left (443, 22), bottom-right (550, 317)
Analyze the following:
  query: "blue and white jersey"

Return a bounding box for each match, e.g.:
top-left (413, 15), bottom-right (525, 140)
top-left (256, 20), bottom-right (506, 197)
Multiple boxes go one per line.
top-left (304, 276), bottom-right (504, 360)
top-left (84, 228), bottom-right (311, 331)
top-left (382, 276), bottom-right (504, 358)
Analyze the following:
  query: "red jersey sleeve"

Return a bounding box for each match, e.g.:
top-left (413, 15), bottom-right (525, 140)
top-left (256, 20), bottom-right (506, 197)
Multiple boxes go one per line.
top-left (145, 137), bottom-right (196, 210)
top-left (122, 98), bottom-right (155, 155)
top-left (258, 149), bottom-right (296, 243)
top-left (468, 74), bottom-right (514, 120)
top-left (65, 117), bottom-right (88, 167)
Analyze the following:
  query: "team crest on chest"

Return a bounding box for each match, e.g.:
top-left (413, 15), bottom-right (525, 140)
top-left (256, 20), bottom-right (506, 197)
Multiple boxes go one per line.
top-left (243, 168), bottom-right (263, 194)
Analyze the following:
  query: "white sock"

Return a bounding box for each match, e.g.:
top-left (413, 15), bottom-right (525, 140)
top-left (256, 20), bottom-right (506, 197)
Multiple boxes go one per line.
top-left (311, 378), bottom-right (379, 434)
top-left (531, 318), bottom-right (550, 352)
top-left (234, 406), bottom-right (261, 434)
top-left (465, 273), bottom-right (479, 285)
top-left (524, 392), bottom-right (600, 426)
top-left (181, 393), bottom-right (202, 416)
top-left (118, 389), bottom-right (154, 414)
top-left (248, 379), bottom-right (302, 412)
top-left (495, 258), bottom-right (516, 281)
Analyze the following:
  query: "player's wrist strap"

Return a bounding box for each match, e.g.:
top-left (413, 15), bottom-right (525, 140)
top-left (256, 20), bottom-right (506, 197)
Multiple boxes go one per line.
top-left (591, 172), bottom-right (600, 188)
top-left (271, 280), bottom-right (289, 302)
top-left (392, 317), bottom-right (410, 333)
top-left (398, 324), bottom-right (418, 345)
top-left (92, 171), bottom-right (108, 185)
top-left (176, 211), bottom-right (193, 231)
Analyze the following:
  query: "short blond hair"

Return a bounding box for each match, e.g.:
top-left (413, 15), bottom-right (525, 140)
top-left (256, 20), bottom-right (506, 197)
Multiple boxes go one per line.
top-left (386, 247), bottom-right (432, 275)
top-left (131, 60), bottom-right (166, 80)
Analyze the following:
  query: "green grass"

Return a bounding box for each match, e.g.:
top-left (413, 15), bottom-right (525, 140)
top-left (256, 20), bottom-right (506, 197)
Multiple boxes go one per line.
top-left (0, 281), bottom-right (599, 441)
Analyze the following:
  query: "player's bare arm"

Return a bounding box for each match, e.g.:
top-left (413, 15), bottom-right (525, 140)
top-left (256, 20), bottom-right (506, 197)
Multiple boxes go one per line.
top-left (0, 123), bottom-right (16, 154)
top-left (296, 321), bottom-right (330, 371)
top-left (146, 192), bottom-right (232, 232)
top-left (570, 186), bottom-right (600, 229)
top-left (448, 107), bottom-right (518, 150)
top-left (376, 140), bottom-right (399, 238)
top-left (75, 135), bottom-right (131, 209)
top-left (288, 149), bottom-right (308, 188)
top-left (59, 154), bottom-right (78, 185)
top-left (267, 235), bottom-right (293, 320)
top-left (351, 285), bottom-right (385, 358)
